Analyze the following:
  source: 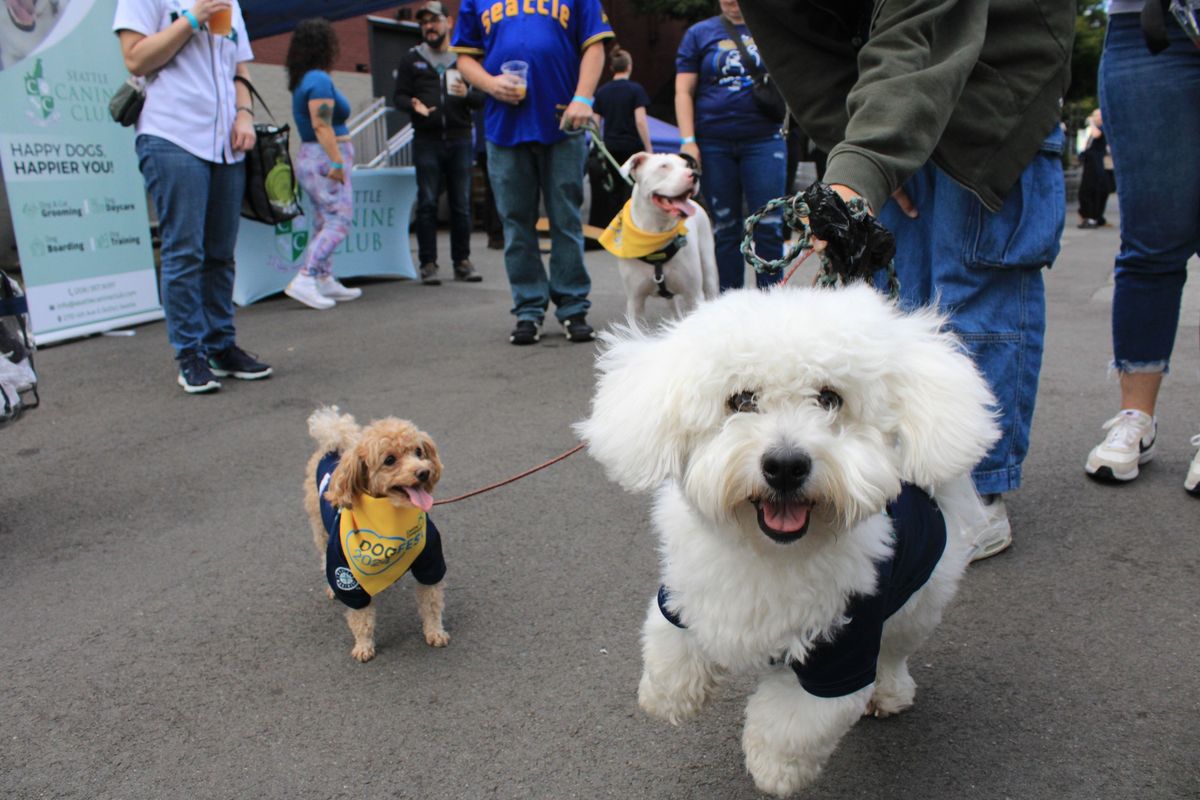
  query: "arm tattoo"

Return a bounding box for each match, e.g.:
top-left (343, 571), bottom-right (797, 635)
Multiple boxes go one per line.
top-left (316, 103), bottom-right (334, 126)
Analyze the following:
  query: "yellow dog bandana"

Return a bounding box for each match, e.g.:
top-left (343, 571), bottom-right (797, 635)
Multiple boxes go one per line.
top-left (599, 200), bottom-right (688, 260)
top-left (339, 495), bottom-right (427, 596)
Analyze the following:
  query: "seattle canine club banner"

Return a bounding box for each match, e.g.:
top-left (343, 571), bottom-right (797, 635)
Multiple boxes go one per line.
top-left (0, 0), bottom-right (162, 344)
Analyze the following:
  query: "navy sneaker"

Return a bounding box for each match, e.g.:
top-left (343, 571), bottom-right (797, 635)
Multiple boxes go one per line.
top-left (509, 319), bottom-right (541, 345)
top-left (177, 351), bottom-right (221, 394)
top-left (208, 345), bottom-right (273, 380)
top-left (562, 314), bottom-right (595, 343)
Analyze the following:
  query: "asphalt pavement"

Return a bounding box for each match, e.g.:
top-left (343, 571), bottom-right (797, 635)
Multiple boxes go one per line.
top-left (2, 213), bottom-right (1198, 800)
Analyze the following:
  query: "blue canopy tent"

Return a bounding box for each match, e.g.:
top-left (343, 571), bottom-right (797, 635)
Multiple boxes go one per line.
top-left (242, 0), bottom-right (403, 39)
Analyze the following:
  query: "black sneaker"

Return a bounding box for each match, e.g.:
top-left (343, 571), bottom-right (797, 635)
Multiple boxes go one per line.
top-left (453, 260), bottom-right (482, 282)
top-left (177, 351), bottom-right (221, 394)
top-left (562, 314), bottom-right (595, 343)
top-left (208, 345), bottom-right (273, 380)
top-left (509, 319), bottom-right (541, 345)
top-left (420, 262), bottom-right (441, 286)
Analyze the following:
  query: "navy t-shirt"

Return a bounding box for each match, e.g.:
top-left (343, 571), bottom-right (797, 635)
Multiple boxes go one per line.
top-left (316, 452), bottom-right (447, 610)
top-left (292, 70), bottom-right (351, 143)
top-left (675, 15), bottom-right (780, 142)
top-left (594, 78), bottom-right (650, 154)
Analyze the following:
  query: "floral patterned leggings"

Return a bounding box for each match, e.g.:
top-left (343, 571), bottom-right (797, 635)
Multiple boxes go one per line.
top-left (295, 141), bottom-right (354, 278)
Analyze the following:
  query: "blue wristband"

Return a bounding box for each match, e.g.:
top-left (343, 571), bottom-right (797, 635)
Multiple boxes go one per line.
top-left (329, 162), bottom-right (344, 170)
top-left (181, 9), bottom-right (200, 30)
top-left (681, 135), bottom-right (696, 145)
top-left (572, 95), bottom-right (594, 107)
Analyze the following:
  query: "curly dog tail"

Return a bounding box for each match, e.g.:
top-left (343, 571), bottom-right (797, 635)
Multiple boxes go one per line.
top-left (307, 405), bottom-right (359, 454)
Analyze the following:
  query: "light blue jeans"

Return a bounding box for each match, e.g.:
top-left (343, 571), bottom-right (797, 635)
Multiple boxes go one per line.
top-left (879, 127), bottom-right (1066, 495)
top-left (1100, 13), bottom-right (1200, 373)
top-left (486, 135), bottom-right (590, 323)
top-left (136, 134), bottom-right (244, 360)
top-left (696, 133), bottom-right (787, 291)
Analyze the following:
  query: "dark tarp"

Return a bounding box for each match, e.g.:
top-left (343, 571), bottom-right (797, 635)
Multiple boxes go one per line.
top-left (243, 1), bottom-right (403, 40)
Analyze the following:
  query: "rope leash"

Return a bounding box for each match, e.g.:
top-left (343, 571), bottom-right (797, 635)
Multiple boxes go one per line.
top-left (432, 443), bottom-right (586, 507)
top-left (740, 190), bottom-right (901, 298)
top-left (580, 119), bottom-right (634, 191)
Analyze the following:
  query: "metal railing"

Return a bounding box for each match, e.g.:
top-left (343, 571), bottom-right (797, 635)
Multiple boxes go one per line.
top-left (347, 97), bottom-right (414, 169)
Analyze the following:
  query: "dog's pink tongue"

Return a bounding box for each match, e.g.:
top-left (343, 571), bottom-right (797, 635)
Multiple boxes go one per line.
top-left (763, 501), bottom-right (810, 533)
top-left (8, 0), bottom-right (37, 26)
top-left (672, 198), bottom-right (696, 218)
top-left (404, 486), bottom-right (434, 512)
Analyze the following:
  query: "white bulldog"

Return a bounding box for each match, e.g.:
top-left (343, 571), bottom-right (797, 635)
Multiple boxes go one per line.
top-left (1, 0), bottom-right (68, 70)
top-left (599, 152), bottom-right (718, 322)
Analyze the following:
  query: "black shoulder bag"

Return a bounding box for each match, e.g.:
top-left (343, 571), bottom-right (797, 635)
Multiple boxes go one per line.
top-left (234, 75), bottom-right (303, 225)
top-left (720, 15), bottom-right (788, 124)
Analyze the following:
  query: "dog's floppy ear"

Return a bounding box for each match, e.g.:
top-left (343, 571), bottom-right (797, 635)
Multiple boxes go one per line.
top-left (574, 325), bottom-right (689, 493)
top-left (887, 308), bottom-right (1001, 488)
top-left (620, 152), bottom-right (650, 182)
top-left (324, 439), bottom-right (371, 507)
top-left (419, 431), bottom-right (442, 489)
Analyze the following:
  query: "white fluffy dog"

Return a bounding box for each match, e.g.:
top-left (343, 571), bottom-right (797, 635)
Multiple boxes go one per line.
top-left (600, 152), bottom-right (718, 321)
top-left (576, 285), bottom-right (999, 796)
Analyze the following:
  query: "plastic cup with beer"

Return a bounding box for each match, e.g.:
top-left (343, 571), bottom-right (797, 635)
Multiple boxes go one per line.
top-left (446, 67), bottom-right (467, 97)
top-left (500, 60), bottom-right (528, 102)
top-left (208, 6), bottom-right (233, 36)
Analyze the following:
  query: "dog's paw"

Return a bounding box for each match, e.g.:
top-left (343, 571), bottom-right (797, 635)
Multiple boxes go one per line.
top-left (350, 642), bottom-right (376, 662)
top-left (865, 689), bottom-right (914, 718)
top-left (424, 628), bottom-right (450, 648)
top-left (637, 669), bottom-right (711, 724)
top-left (743, 731), bottom-right (821, 798)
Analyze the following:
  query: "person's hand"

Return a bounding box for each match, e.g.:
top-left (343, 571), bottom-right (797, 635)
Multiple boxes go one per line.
top-left (412, 98), bottom-right (436, 117)
top-left (189, 0), bottom-right (229, 25)
top-left (680, 141), bottom-right (700, 167)
top-left (559, 99), bottom-right (592, 131)
top-left (447, 79), bottom-right (468, 98)
top-left (231, 114), bottom-right (255, 152)
top-left (328, 165), bottom-right (350, 184)
top-left (891, 187), bottom-right (917, 219)
top-left (489, 73), bottom-right (524, 105)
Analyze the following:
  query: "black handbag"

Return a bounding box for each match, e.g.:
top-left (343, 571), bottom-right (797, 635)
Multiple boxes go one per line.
top-left (108, 76), bottom-right (145, 127)
top-left (720, 16), bottom-right (788, 123)
top-left (234, 76), bottom-right (303, 225)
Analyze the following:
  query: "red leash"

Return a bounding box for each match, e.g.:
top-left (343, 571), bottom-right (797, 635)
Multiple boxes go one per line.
top-left (432, 442), bottom-right (586, 507)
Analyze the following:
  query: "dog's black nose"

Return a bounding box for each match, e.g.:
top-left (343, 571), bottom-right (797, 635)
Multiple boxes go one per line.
top-left (416, 469), bottom-right (431, 483)
top-left (762, 451), bottom-right (811, 494)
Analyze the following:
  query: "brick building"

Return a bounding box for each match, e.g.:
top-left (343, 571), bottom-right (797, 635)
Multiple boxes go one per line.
top-left (250, 1), bottom-right (690, 122)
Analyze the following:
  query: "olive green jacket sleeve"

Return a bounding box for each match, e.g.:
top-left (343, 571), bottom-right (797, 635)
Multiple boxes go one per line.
top-left (739, 0), bottom-right (1072, 213)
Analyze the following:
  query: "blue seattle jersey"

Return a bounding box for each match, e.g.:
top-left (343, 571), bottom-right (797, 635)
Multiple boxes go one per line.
top-left (451, 0), bottom-right (613, 146)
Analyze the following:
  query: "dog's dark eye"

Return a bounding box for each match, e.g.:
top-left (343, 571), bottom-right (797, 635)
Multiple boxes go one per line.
top-left (383, 454), bottom-right (397, 466)
top-left (727, 390), bottom-right (759, 414)
top-left (817, 388), bottom-right (843, 411)
top-left (414, 446), bottom-right (424, 459)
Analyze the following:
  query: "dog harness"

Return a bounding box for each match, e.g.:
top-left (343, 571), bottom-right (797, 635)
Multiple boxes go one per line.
top-left (657, 483), bottom-right (946, 698)
top-left (599, 200), bottom-right (689, 297)
top-left (316, 452), bottom-right (447, 609)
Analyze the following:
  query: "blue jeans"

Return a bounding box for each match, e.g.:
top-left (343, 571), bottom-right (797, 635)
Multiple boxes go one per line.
top-left (136, 135), bottom-right (244, 359)
top-left (879, 127), bottom-right (1065, 495)
top-left (414, 136), bottom-right (474, 266)
top-left (486, 136), bottom-right (590, 322)
top-left (1100, 13), bottom-right (1200, 373)
top-left (697, 134), bottom-right (787, 291)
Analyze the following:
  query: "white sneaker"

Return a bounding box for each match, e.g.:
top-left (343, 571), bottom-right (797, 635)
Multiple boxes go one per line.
top-left (1185, 434), bottom-right (1200, 498)
top-left (968, 494), bottom-right (1012, 563)
top-left (285, 273), bottom-right (335, 309)
top-left (1085, 409), bottom-right (1156, 483)
top-left (317, 275), bottom-right (362, 301)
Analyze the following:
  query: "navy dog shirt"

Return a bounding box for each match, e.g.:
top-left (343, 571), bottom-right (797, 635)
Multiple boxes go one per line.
top-left (658, 483), bottom-right (946, 698)
top-left (316, 451), bottom-right (447, 610)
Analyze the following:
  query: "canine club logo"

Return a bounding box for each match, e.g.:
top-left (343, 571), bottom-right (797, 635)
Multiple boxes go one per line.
top-left (24, 59), bottom-right (59, 126)
top-left (271, 217), bottom-right (309, 272)
top-left (334, 566), bottom-right (359, 592)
